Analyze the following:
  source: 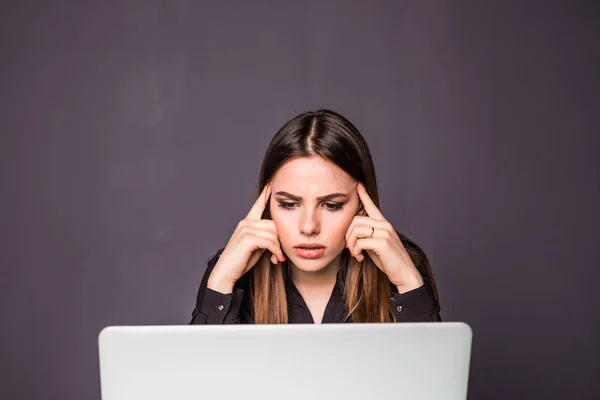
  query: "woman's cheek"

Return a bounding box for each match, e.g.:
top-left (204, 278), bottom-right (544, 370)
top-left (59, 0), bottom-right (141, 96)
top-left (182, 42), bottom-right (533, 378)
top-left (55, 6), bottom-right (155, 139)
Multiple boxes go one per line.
top-left (341, 210), bottom-right (355, 228)
top-left (270, 211), bottom-right (288, 246)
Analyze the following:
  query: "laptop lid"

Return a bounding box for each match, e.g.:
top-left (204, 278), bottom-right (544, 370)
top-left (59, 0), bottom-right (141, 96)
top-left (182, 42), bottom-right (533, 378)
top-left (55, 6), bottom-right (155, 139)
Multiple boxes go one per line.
top-left (98, 322), bottom-right (472, 400)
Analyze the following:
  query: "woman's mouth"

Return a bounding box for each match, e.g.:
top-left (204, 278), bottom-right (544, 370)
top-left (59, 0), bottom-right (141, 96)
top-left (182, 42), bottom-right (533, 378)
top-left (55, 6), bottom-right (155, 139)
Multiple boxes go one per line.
top-left (294, 246), bottom-right (326, 259)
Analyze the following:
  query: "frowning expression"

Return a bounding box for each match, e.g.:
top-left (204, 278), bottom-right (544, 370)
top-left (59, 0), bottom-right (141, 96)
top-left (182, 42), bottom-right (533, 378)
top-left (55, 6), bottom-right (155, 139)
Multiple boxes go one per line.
top-left (269, 156), bottom-right (360, 272)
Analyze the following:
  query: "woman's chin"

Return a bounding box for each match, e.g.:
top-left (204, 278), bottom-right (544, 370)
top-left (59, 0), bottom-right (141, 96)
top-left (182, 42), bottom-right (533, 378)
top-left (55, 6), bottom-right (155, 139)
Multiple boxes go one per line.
top-left (287, 251), bottom-right (342, 273)
top-left (291, 261), bottom-right (328, 273)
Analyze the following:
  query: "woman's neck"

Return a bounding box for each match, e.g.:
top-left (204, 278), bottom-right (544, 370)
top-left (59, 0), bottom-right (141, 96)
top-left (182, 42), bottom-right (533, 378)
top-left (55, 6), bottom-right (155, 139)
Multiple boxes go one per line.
top-left (290, 252), bottom-right (343, 289)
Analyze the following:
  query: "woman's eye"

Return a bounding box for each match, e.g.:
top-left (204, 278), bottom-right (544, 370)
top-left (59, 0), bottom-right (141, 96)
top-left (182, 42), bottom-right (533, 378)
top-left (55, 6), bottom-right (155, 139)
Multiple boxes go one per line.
top-left (277, 202), bottom-right (344, 211)
top-left (324, 202), bottom-right (344, 211)
top-left (278, 202), bottom-right (297, 209)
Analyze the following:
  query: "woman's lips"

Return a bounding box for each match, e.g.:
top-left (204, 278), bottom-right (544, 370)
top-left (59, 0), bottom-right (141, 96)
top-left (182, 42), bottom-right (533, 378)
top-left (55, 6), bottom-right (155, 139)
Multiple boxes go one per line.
top-left (294, 247), bottom-right (326, 259)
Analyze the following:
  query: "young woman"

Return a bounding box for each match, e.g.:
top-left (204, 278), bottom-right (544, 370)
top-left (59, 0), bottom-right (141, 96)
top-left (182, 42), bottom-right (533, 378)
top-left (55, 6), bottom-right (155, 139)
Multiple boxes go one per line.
top-left (189, 109), bottom-right (441, 324)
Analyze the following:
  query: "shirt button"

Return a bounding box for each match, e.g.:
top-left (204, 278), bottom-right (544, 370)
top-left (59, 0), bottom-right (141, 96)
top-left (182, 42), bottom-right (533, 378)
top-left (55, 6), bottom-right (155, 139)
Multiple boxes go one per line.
top-left (396, 305), bottom-right (403, 313)
top-left (217, 304), bottom-right (224, 311)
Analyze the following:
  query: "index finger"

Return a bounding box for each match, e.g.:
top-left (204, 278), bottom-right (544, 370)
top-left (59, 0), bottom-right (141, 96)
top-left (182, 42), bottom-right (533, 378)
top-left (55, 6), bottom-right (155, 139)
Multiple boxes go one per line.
top-left (246, 183), bottom-right (272, 220)
top-left (356, 182), bottom-right (385, 220)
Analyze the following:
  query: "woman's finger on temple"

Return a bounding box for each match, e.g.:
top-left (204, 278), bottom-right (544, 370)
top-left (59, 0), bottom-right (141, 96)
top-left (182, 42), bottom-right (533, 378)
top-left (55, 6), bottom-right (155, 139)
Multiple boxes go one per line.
top-left (246, 183), bottom-right (271, 220)
top-left (356, 182), bottom-right (385, 220)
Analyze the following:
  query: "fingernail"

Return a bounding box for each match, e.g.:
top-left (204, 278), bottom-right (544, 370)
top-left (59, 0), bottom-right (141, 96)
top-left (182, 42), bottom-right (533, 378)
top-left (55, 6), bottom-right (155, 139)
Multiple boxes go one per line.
top-left (281, 255), bottom-right (286, 261)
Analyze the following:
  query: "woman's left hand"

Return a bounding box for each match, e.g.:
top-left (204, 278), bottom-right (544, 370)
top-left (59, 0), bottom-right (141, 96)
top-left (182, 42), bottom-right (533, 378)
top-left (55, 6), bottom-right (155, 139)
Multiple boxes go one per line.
top-left (345, 182), bottom-right (424, 293)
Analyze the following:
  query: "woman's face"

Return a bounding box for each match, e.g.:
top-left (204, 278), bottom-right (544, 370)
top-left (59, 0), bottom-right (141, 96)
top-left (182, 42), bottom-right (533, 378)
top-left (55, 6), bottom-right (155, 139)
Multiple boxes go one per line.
top-left (269, 156), bottom-right (361, 273)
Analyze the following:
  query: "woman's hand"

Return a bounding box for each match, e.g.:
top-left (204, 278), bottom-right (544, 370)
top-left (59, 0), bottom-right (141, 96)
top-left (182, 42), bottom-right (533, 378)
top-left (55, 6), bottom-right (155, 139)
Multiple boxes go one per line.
top-left (207, 183), bottom-right (286, 293)
top-left (345, 182), bottom-right (424, 293)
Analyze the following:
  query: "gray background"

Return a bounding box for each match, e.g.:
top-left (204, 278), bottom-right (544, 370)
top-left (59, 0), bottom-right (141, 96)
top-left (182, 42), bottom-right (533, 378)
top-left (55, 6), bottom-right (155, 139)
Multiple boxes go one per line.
top-left (1, 1), bottom-right (598, 399)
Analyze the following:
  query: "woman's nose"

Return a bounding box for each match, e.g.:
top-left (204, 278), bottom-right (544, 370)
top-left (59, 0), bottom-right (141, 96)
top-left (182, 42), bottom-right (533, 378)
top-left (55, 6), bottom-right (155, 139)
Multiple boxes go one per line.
top-left (300, 210), bottom-right (319, 235)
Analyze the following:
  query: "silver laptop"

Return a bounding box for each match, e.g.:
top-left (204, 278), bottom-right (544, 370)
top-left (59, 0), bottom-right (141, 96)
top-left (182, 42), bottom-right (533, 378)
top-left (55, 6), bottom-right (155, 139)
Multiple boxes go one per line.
top-left (98, 322), bottom-right (472, 400)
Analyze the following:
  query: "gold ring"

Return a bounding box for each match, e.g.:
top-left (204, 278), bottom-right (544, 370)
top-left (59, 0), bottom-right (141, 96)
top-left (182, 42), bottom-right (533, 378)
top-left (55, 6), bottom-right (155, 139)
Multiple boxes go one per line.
top-left (370, 227), bottom-right (375, 238)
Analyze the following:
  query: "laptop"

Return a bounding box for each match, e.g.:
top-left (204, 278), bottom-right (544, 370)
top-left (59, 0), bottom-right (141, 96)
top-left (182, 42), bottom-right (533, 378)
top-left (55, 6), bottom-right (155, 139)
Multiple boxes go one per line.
top-left (98, 322), bottom-right (472, 400)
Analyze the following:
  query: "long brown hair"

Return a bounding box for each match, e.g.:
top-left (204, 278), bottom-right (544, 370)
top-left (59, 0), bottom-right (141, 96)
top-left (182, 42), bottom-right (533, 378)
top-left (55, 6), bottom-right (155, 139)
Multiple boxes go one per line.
top-left (252, 109), bottom-right (439, 323)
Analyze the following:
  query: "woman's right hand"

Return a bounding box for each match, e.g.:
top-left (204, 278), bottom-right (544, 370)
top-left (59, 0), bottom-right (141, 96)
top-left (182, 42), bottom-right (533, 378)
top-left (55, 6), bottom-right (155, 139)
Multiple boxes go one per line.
top-left (207, 183), bottom-right (286, 294)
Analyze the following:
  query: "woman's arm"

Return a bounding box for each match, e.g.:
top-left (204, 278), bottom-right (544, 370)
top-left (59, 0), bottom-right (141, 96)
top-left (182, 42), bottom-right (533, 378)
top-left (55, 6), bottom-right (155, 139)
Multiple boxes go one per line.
top-left (389, 283), bottom-right (442, 322)
top-left (189, 248), bottom-right (247, 324)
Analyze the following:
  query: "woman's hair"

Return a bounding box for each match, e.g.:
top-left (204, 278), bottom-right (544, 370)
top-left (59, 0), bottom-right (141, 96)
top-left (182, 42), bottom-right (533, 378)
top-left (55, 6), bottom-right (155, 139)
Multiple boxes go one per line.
top-left (252, 109), bottom-right (439, 323)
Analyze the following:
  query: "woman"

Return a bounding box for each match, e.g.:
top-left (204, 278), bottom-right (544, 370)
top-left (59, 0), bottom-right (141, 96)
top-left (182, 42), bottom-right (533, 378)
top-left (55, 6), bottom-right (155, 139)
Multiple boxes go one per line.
top-left (189, 109), bottom-right (441, 324)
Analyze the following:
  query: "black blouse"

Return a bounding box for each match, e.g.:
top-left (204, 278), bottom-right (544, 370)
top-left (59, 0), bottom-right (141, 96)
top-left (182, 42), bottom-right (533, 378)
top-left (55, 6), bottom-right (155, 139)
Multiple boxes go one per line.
top-left (189, 248), bottom-right (441, 324)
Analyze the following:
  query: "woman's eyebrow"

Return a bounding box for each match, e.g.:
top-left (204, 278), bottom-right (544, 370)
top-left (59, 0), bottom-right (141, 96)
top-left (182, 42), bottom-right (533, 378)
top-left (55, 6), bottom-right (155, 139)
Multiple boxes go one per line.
top-left (274, 191), bottom-right (349, 201)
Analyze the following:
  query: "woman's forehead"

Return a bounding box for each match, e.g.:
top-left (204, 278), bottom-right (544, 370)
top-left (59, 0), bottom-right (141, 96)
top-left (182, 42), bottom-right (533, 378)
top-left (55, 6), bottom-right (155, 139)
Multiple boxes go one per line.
top-left (271, 157), bottom-right (355, 191)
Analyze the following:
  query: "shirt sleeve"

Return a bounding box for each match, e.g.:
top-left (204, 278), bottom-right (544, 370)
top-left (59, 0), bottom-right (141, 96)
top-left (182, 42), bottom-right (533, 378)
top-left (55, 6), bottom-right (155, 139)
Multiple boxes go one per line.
top-left (188, 248), bottom-right (246, 324)
top-left (390, 283), bottom-right (442, 322)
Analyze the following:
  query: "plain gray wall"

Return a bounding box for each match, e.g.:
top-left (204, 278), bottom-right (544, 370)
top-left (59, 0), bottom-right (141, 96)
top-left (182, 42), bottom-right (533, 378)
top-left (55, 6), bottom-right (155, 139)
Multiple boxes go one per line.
top-left (1, 1), bottom-right (598, 399)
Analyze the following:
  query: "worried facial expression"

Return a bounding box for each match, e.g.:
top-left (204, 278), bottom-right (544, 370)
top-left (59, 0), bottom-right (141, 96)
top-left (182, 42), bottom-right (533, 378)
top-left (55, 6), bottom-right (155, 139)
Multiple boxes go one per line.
top-left (269, 156), bottom-right (362, 273)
